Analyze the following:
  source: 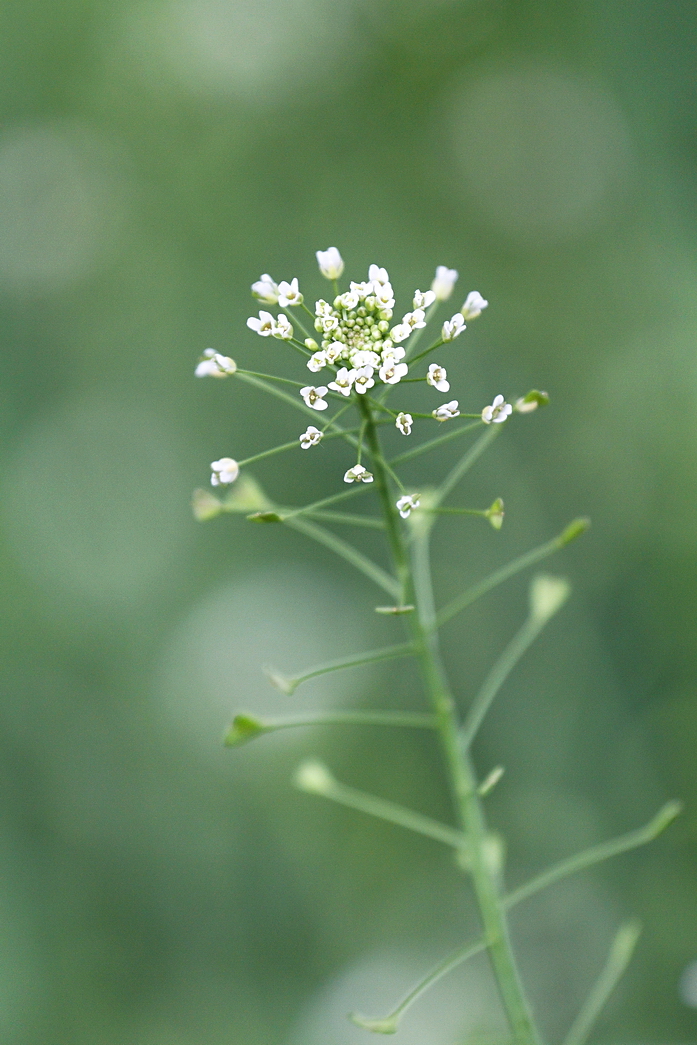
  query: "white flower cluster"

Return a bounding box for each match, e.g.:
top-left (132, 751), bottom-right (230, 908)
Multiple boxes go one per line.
top-left (202, 249), bottom-right (506, 494)
top-left (302, 261), bottom-right (426, 391)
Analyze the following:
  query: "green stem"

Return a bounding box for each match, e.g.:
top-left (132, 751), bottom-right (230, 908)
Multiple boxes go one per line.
top-left (361, 401), bottom-right (542, 1045)
top-left (563, 921), bottom-right (641, 1045)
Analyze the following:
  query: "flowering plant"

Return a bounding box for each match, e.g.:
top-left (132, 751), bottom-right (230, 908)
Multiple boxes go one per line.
top-left (193, 248), bottom-right (679, 1045)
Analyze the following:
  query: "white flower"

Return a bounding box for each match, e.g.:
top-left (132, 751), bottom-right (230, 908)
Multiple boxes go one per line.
top-left (441, 313), bottom-right (466, 341)
top-left (368, 264), bottom-right (390, 284)
top-left (374, 283), bottom-right (395, 309)
top-left (432, 400), bottom-right (460, 422)
top-left (300, 385), bottom-right (329, 410)
top-left (316, 247), bottom-right (344, 280)
top-left (481, 394), bottom-right (512, 424)
top-left (210, 457), bottom-right (239, 486)
top-left (350, 280), bottom-right (373, 298)
top-left (461, 290), bottom-right (488, 320)
top-left (315, 299), bottom-right (333, 316)
top-left (299, 426), bottom-right (323, 449)
top-left (344, 464), bottom-right (374, 483)
top-left (247, 310), bottom-right (276, 336)
top-left (390, 322), bottom-right (412, 344)
top-left (379, 360), bottom-right (408, 384)
top-left (320, 315), bottom-right (339, 333)
top-left (307, 351), bottom-right (328, 372)
top-left (413, 289), bottom-right (436, 310)
top-left (395, 411), bottom-right (413, 435)
top-left (396, 494), bottom-right (420, 518)
top-left (251, 273), bottom-right (279, 304)
top-left (273, 314), bottom-right (294, 340)
top-left (381, 344), bottom-right (405, 362)
top-left (431, 265), bottom-right (459, 301)
top-left (195, 348), bottom-right (237, 378)
top-left (427, 363), bottom-right (450, 392)
top-left (350, 349), bottom-right (380, 369)
top-left (353, 366), bottom-right (375, 394)
top-left (403, 309), bottom-right (426, 329)
top-left (338, 290), bottom-right (360, 310)
top-left (277, 278), bottom-right (303, 307)
top-left (327, 367), bottom-right (354, 396)
top-left (324, 340), bottom-right (345, 363)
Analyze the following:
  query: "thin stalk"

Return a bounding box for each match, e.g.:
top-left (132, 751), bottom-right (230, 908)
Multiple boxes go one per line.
top-left (235, 372), bottom-right (358, 447)
top-left (361, 401), bottom-right (542, 1045)
top-left (285, 515), bottom-right (400, 598)
top-left (504, 801), bottom-right (682, 911)
top-left (351, 936), bottom-right (488, 1034)
top-left (264, 640), bottom-right (415, 695)
top-left (225, 710), bottom-right (437, 748)
top-left (460, 611), bottom-right (554, 751)
top-left (433, 425), bottom-right (500, 508)
top-left (306, 509), bottom-right (385, 529)
top-left (562, 921), bottom-right (642, 1045)
top-left (389, 420), bottom-right (483, 466)
top-left (296, 765), bottom-right (469, 850)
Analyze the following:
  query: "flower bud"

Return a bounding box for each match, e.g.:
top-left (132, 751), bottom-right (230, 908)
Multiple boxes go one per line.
top-left (316, 247), bottom-right (344, 280)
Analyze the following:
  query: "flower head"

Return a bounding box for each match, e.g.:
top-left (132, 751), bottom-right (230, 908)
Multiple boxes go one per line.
top-left (307, 351), bottom-right (328, 373)
top-left (353, 366), bottom-right (375, 394)
top-left (316, 247), bottom-right (344, 280)
top-left (273, 314), bottom-right (294, 340)
top-left (481, 395), bottom-right (512, 424)
top-left (395, 411), bottom-right (413, 435)
top-left (247, 310), bottom-right (276, 336)
top-left (195, 348), bottom-right (237, 378)
top-left (441, 314), bottom-right (466, 342)
top-left (300, 385), bottom-right (329, 410)
top-left (369, 264), bottom-right (390, 285)
top-left (413, 289), bottom-right (436, 310)
top-left (427, 363), bottom-right (450, 392)
top-left (432, 400), bottom-right (460, 422)
top-left (299, 426), bottom-right (323, 449)
top-left (396, 494), bottom-right (420, 519)
top-left (277, 278), bottom-right (303, 307)
top-left (461, 291), bottom-right (488, 320)
top-left (327, 367), bottom-right (354, 396)
top-left (403, 309), bottom-right (427, 330)
top-left (210, 457), bottom-right (239, 486)
top-left (251, 274), bottom-right (279, 304)
top-left (379, 360), bottom-right (408, 385)
top-left (431, 265), bottom-right (458, 301)
top-left (344, 464), bottom-right (374, 483)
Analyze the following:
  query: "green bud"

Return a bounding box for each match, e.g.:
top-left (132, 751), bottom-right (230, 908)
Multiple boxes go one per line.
top-left (263, 667), bottom-right (296, 695)
top-left (377, 320), bottom-right (390, 333)
top-left (486, 497), bottom-right (505, 530)
top-left (191, 488), bottom-right (222, 522)
top-left (293, 759), bottom-right (334, 794)
top-left (350, 1013), bottom-right (399, 1034)
top-left (224, 713), bottom-right (267, 747)
top-left (529, 574), bottom-right (571, 622)
top-left (304, 338), bottom-right (319, 351)
top-left (247, 511), bottom-right (282, 523)
top-left (648, 800), bottom-right (683, 837)
top-left (558, 517), bottom-right (591, 546)
top-left (515, 389), bottom-right (550, 413)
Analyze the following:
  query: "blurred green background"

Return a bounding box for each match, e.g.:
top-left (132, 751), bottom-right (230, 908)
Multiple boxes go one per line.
top-left (1, 0), bottom-right (696, 1042)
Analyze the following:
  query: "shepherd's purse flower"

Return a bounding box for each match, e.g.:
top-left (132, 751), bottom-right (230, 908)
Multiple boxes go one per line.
top-left (482, 395), bottom-right (512, 424)
top-left (316, 247), bottom-right (344, 280)
top-left (210, 458), bottom-right (239, 486)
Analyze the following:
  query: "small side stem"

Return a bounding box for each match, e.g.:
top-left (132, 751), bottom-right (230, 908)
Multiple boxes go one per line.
top-left (361, 400), bottom-right (542, 1045)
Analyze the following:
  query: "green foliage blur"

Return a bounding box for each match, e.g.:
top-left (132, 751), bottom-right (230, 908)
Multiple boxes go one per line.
top-left (0, 1), bottom-right (696, 1042)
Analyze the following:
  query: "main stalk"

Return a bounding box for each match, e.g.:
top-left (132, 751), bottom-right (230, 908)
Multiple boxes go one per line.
top-left (360, 397), bottom-right (542, 1045)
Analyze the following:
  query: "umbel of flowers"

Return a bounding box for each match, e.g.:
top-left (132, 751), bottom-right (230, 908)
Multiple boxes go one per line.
top-left (197, 247), bottom-right (539, 506)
